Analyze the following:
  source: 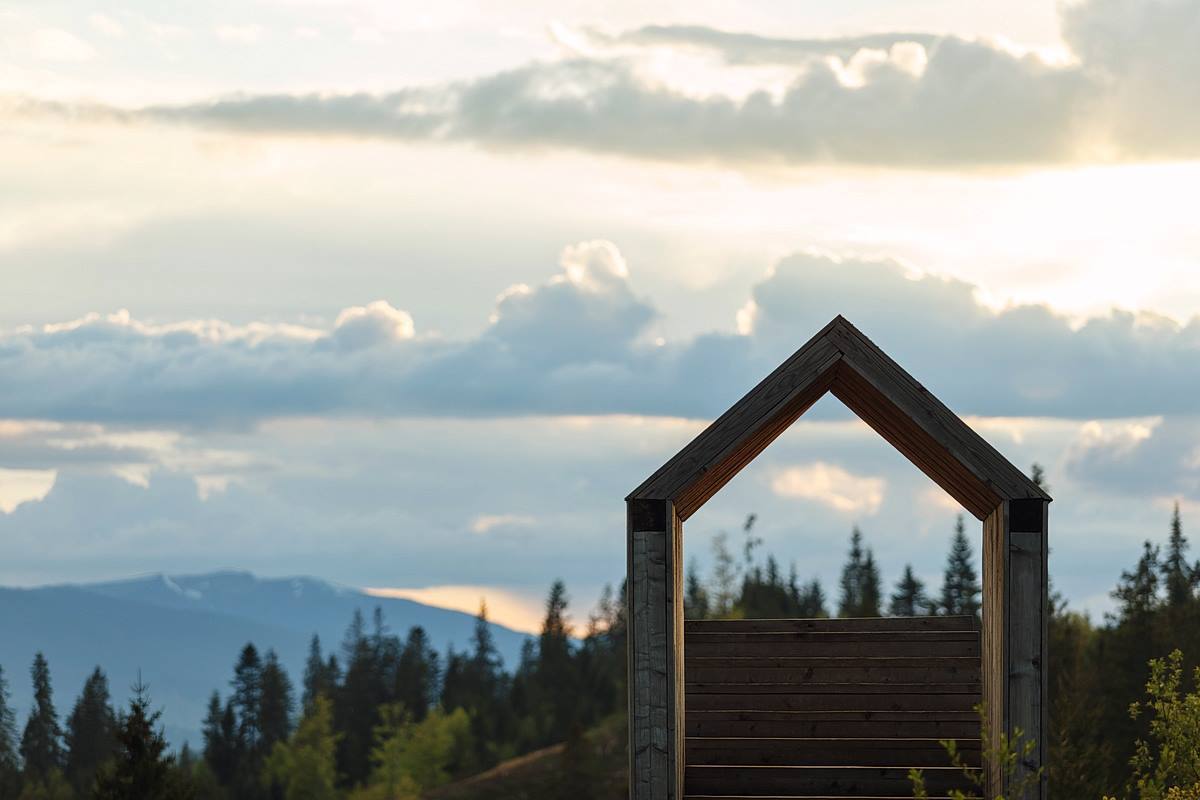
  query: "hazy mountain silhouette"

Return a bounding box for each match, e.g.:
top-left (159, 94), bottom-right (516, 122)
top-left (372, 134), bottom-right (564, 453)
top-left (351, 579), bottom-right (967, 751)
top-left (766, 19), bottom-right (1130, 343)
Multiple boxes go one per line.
top-left (0, 571), bottom-right (531, 748)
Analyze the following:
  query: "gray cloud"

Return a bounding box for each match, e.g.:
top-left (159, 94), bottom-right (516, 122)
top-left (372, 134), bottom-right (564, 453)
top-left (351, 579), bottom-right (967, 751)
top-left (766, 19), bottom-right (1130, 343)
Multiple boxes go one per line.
top-left (13, 0), bottom-right (1198, 167)
top-left (3, 242), bottom-right (1200, 426)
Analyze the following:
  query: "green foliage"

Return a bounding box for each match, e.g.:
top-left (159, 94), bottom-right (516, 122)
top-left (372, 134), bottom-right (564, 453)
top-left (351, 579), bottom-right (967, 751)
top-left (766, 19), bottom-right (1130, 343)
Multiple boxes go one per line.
top-left (939, 515), bottom-right (981, 618)
top-left (262, 695), bottom-right (340, 800)
top-left (21, 652), bottom-right (64, 782)
top-left (64, 667), bottom-right (118, 796)
top-left (1120, 650), bottom-right (1200, 800)
top-left (0, 664), bottom-right (21, 797)
top-left (889, 564), bottom-right (931, 617)
top-left (355, 704), bottom-right (471, 795)
top-left (93, 680), bottom-right (193, 800)
top-left (839, 527), bottom-right (882, 617)
top-left (909, 703), bottom-right (1041, 800)
top-left (16, 768), bottom-right (73, 800)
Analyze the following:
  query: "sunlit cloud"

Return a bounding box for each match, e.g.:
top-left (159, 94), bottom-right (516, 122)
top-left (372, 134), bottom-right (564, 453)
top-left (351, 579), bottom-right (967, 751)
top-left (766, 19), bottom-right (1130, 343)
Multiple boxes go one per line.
top-left (0, 468), bottom-right (57, 513)
top-left (469, 514), bottom-right (537, 534)
top-left (365, 584), bottom-right (547, 634)
top-left (770, 462), bottom-right (886, 515)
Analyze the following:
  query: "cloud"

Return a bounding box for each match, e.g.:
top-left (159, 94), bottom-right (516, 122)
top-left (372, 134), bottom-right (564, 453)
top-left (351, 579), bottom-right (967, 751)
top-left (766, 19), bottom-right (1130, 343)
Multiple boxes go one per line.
top-left (10, 0), bottom-right (1199, 167)
top-left (0, 468), bottom-right (57, 513)
top-left (469, 514), bottom-right (537, 534)
top-left (771, 462), bottom-right (886, 514)
top-left (366, 585), bottom-right (547, 634)
top-left (30, 28), bottom-right (95, 62)
top-left (214, 24), bottom-right (264, 45)
top-left (4, 243), bottom-right (1200, 426)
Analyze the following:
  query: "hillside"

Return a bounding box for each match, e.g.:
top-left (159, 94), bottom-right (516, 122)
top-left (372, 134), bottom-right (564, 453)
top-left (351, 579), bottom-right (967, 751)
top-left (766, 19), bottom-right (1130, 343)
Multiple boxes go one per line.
top-left (0, 571), bottom-right (530, 748)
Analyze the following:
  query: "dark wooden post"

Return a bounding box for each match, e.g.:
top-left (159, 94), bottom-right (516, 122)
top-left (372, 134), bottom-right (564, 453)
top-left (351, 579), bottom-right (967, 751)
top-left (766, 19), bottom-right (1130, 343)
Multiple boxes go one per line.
top-left (983, 499), bottom-right (1049, 799)
top-left (627, 498), bottom-right (684, 800)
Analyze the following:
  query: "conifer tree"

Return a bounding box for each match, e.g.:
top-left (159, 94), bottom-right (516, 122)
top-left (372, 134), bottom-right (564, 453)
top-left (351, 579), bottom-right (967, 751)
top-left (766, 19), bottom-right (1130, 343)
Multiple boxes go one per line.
top-left (336, 609), bottom-right (383, 787)
top-left (262, 696), bottom-right (339, 800)
top-left (684, 559), bottom-right (710, 620)
top-left (536, 581), bottom-right (577, 744)
top-left (258, 650), bottom-right (294, 754)
top-left (1113, 540), bottom-right (1162, 621)
top-left (1161, 503), bottom-right (1199, 607)
top-left (838, 528), bottom-right (881, 617)
top-left (230, 644), bottom-right (263, 757)
top-left (201, 692), bottom-right (236, 788)
top-left (20, 652), bottom-right (63, 782)
top-left (889, 564), bottom-right (930, 617)
top-left (64, 666), bottom-right (117, 795)
top-left (0, 664), bottom-right (19, 798)
top-left (394, 627), bottom-right (438, 722)
top-left (302, 635), bottom-right (335, 712)
top-left (710, 532), bottom-right (740, 618)
top-left (939, 515), bottom-right (982, 617)
top-left (797, 578), bottom-right (829, 618)
top-left (93, 679), bottom-right (190, 800)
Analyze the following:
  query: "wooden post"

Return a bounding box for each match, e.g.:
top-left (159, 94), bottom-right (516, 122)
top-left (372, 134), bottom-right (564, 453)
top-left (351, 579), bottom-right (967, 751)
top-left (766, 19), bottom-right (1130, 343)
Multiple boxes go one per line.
top-left (627, 498), bottom-right (684, 800)
top-left (982, 500), bottom-right (1048, 799)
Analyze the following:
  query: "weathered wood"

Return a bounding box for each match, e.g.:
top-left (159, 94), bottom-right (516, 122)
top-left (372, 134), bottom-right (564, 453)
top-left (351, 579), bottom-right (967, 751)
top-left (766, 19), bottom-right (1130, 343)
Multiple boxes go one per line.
top-left (627, 316), bottom-right (1051, 799)
top-left (686, 710), bottom-right (981, 739)
top-left (686, 616), bottom-right (978, 633)
top-left (685, 765), bottom-right (979, 795)
top-left (686, 692), bottom-right (980, 712)
top-left (628, 499), bottom-right (684, 800)
top-left (686, 737), bottom-right (981, 767)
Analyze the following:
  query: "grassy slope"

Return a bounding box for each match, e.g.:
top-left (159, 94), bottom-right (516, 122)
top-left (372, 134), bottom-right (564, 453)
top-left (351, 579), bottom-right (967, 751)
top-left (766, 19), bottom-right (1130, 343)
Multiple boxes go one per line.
top-left (426, 716), bottom-right (627, 800)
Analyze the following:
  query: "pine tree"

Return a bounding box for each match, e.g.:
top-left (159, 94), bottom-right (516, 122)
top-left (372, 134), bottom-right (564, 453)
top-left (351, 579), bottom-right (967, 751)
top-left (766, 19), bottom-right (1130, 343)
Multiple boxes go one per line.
top-left (93, 679), bottom-right (191, 800)
top-left (684, 558), bottom-right (710, 620)
top-left (20, 652), bottom-right (63, 781)
top-left (533, 581), bottom-right (578, 746)
top-left (797, 579), bottom-right (829, 618)
top-left (258, 650), bottom-right (294, 754)
top-left (336, 608), bottom-right (383, 787)
top-left (939, 515), bottom-right (982, 617)
top-left (838, 528), bottom-right (881, 617)
top-left (889, 564), bottom-right (930, 617)
top-left (395, 627), bottom-right (439, 722)
top-left (302, 635), bottom-right (334, 711)
top-left (1113, 540), bottom-right (1161, 620)
top-left (64, 666), bottom-right (118, 795)
top-left (1161, 503), bottom-right (1198, 607)
top-left (710, 532), bottom-right (740, 618)
top-left (0, 664), bottom-right (19, 798)
top-left (201, 692), bottom-right (238, 787)
top-left (230, 644), bottom-right (263, 756)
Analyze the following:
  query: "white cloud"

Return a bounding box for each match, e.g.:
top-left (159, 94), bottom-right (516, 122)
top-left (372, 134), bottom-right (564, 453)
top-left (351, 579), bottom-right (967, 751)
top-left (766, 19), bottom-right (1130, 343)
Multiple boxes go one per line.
top-left (469, 513), bottom-right (536, 534)
top-left (30, 28), bottom-right (95, 62)
top-left (770, 462), bottom-right (886, 515)
top-left (0, 468), bottom-right (57, 513)
top-left (331, 300), bottom-right (415, 349)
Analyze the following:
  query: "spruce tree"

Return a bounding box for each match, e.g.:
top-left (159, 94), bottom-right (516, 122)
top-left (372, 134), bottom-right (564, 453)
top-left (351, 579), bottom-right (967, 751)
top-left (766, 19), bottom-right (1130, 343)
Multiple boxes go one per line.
top-left (64, 666), bottom-right (117, 795)
top-left (0, 664), bottom-right (19, 798)
top-left (939, 515), bottom-right (982, 617)
top-left (1161, 503), bottom-right (1198, 607)
top-left (1113, 540), bottom-right (1161, 621)
top-left (536, 580), bottom-right (577, 744)
top-left (302, 635), bottom-right (332, 711)
top-left (20, 652), bottom-right (63, 781)
top-left (336, 608), bottom-right (382, 787)
top-left (395, 627), bottom-right (438, 722)
top-left (889, 564), bottom-right (930, 617)
top-left (230, 644), bottom-right (263, 756)
top-left (838, 528), bottom-right (881, 617)
top-left (200, 691), bottom-right (237, 787)
top-left (93, 679), bottom-right (190, 800)
top-left (258, 650), bottom-right (294, 754)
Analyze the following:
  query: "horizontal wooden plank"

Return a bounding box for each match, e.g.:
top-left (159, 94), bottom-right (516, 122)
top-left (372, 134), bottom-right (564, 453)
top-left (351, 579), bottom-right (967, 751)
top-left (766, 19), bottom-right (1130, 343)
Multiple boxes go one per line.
top-left (686, 711), bottom-right (980, 740)
top-left (686, 693), bottom-right (980, 713)
top-left (687, 738), bottom-right (980, 767)
top-left (686, 640), bottom-right (980, 659)
top-left (686, 765), bottom-right (979, 795)
top-left (684, 796), bottom-right (960, 800)
top-left (685, 666), bottom-right (980, 685)
top-left (685, 617), bottom-right (978, 634)
top-left (687, 682), bottom-right (981, 695)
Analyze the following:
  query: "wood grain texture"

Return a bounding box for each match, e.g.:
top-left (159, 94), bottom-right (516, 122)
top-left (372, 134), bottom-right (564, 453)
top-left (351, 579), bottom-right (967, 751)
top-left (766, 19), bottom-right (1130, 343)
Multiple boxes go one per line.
top-left (628, 499), bottom-right (683, 800)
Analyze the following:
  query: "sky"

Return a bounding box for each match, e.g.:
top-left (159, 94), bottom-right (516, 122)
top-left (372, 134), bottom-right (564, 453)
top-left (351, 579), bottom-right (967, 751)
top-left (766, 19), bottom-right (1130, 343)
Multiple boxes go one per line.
top-left (3, 0), bottom-right (1200, 634)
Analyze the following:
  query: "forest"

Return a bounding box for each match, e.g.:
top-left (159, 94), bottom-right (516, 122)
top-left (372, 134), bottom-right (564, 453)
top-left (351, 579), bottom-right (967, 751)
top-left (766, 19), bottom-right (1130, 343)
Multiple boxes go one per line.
top-left (4, 468), bottom-right (1200, 799)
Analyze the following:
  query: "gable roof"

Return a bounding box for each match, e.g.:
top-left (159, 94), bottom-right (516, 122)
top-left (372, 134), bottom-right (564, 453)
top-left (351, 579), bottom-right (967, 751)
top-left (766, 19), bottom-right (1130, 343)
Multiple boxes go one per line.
top-left (627, 316), bottom-right (1050, 521)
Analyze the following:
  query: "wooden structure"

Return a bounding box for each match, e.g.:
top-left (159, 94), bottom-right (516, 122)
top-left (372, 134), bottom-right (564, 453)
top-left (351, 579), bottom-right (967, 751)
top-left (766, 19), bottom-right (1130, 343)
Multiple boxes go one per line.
top-left (625, 316), bottom-right (1050, 800)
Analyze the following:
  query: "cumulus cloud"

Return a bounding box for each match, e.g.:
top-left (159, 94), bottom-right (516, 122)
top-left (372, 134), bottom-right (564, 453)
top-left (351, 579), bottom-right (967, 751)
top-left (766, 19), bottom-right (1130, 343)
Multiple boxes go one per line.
top-left (11, 0), bottom-right (1199, 166)
top-left (771, 462), bottom-right (885, 515)
top-left (3, 243), bottom-right (1200, 426)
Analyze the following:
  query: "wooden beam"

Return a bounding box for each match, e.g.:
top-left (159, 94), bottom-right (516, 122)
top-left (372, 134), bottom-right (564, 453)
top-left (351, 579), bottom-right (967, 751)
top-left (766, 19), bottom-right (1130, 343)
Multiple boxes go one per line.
top-left (983, 500), bottom-right (1048, 799)
top-left (627, 499), bottom-right (684, 800)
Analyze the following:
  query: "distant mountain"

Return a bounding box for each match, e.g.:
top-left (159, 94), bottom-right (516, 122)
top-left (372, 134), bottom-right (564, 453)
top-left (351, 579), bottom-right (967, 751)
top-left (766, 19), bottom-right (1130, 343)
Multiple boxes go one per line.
top-left (0, 571), bottom-right (531, 748)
